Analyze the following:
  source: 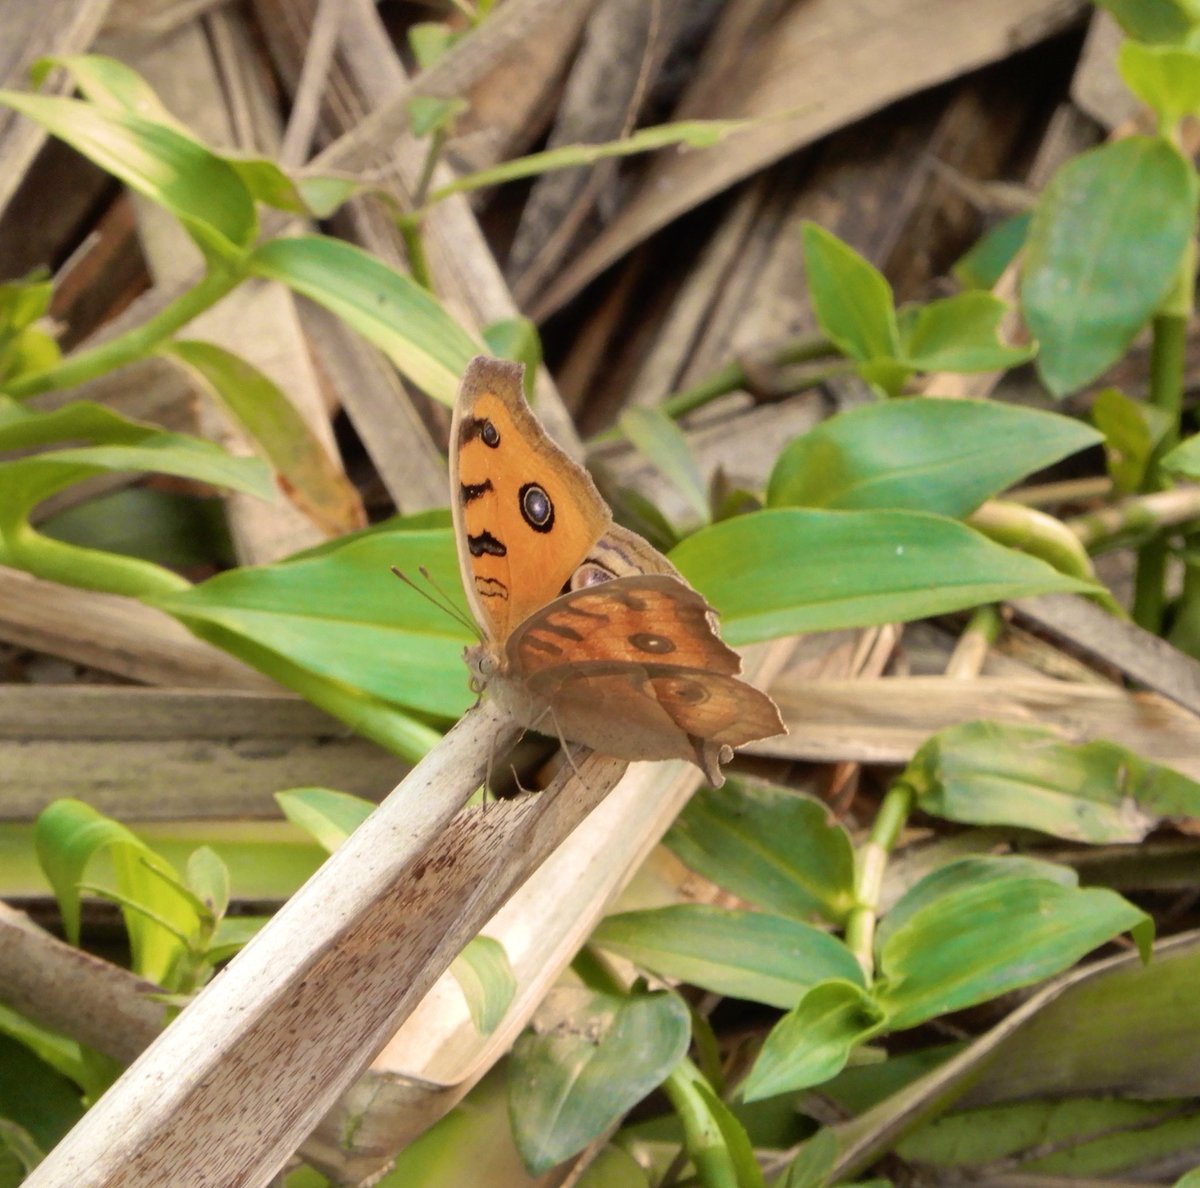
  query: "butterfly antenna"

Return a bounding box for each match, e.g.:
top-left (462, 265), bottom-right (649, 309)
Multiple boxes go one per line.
top-left (390, 566), bottom-right (481, 640)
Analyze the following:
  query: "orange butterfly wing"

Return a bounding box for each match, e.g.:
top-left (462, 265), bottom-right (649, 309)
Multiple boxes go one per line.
top-left (449, 357), bottom-right (611, 647)
top-left (502, 575), bottom-right (785, 783)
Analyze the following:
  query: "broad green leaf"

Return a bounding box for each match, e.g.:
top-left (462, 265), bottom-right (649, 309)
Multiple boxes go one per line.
top-left (669, 508), bottom-right (1095, 646)
top-left (165, 340), bottom-right (364, 536)
top-left (743, 980), bottom-right (886, 1100)
top-left (0, 91), bottom-right (256, 261)
top-left (664, 782), bottom-right (855, 924)
top-left (1120, 41), bottom-right (1200, 124)
top-left (898, 1097), bottom-right (1200, 1177)
top-left (904, 720), bottom-right (1200, 843)
top-left (428, 118), bottom-right (752, 205)
top-left (155, 525), bottom-right (463, 757)
top-left (34, 800), bottom-right (196, 984)
top-left (34, 54), bottom-right (186, 130)
top-left (408, 95), bottom-right (468, 137)
top-left (952, 212), bottom-right (1031, 290)
top-left (1161, 431), bottom-right (1200, 482)
top-left (0, 1002), bottom-right (120, 1105)
top-left (0, 397), bottom-right (274, 520)
top-left (185, 846), bottom-right (230, 922)
top-left (876, 875), bottom-right (1152, 1031)
top-left (451, 937), bottom-right (516, 1035)
top-left (1021, 136), bottom-right (1198, 396)
top-left (781, 1128), bottom-right (839, 1188)
top-left (510, 987), bottom-right (690, 1174)
top-left (1177, 1168), bottom-right (1200, 1187)
top-left (0, 1032), bottom-right (84, 1158)
top-left (408, 22), bottom-right (457, 69)
top-left (593, 905), bottom-right (863, 1010)
top-left (204, 916), bottom-right (268, 967)
top-left (802, 222), bottom-right (899, 363)
top-left (766, 399), bottom-right (1100, 516)
top-left (1093, 386), bottom-right (1170, 495)
top-left (1093, 0), bottom-right (1199, 43)
top-left (275, 787), bottom-right (375, 852)
top-left (620, 406), bottom-right (710, 524)
top-left (874, 855), bottom-right (1077, 955)
top-left (0, 272), bottom-right (60, 385)
top-left (38, 55), bottom-right (357, 219)
top-left (899, 292), bottom-right (1034, 373)
top-left (248, 236), bottom-right (479, 405)
top-left (575, 1146), bottom-right (649, 1188)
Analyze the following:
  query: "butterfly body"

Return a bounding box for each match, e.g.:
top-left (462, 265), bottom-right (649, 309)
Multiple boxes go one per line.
top-left (450, 356), bottom-right (784, 786)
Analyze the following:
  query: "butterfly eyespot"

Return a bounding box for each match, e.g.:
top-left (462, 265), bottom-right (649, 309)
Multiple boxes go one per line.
top-left (629, 632), bottom-right (676, 655)
top-left (519, 483), bottom-right (555, 533)
top-left (663, 678), bottom-right (708, 705)
top-left (480, 419), bottom-right (500, 447)
top-left (570, 563), bottom-right (614, 590)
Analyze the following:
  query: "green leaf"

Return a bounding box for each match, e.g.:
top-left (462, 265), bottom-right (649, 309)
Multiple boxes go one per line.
top-left (36, 55), bottom-right (356, 220)
top-left (904, 720), bottom-right (1200, 843)
top-left (165, 340), bottom-right (363, 537)
top-left (619, 406), bottom-right (710, 525)
top-left (275, 787), bottom-right (375, 853)
top-left (185, 847), bottom-right (230, 921)
top-left (766, 399), bottom-right (1100, 516)
top-left (34, 800), bottom-right (196, 984)
top-left (1093, 0), bottom-right (1200, 44)
top-left (743, 980), bottom-right (886, 1100)
top-left (509, 987), bottom-right (690, 1174)
top-left (802, 222), bottom-right (899, 363)
top-left (0, 397), bottom-right (275, 518)
top-left (0, 1031), bottom-right (86, 1154)
top-left (1021, 136), bottom-right (1198, 396)
top-left (874, 855), bottom-right (1077, 955)
top-left (408, 95), bottom-right (469, 138)
top-left (408, 22), bottom-right (458, 69)
top-left (575, 1145), bottom-right (649, 1188)
top-left (247, 236), bottom-right (480, 405)
top-left (0, 91), bottom-right (256, 261)
top-left (0, 1003), bottom-right (119, 1105)
top-left (781, 1128), bottom-right (839, 1188)
top-left (952, 212), bottom-right (1031, 290)
top-left (1160, 430), bottom-right (1200, 483)
top-left (876, 873), bottom-right (1152, 1031)
top-left (1093, 386), bottom-right (1170, 495)
top-left (664, 782), bottom-right (855, 925)
top-left (206, 915), bottom-right (268, 964)
top-left (1120, 41), bottom-right (1200, 124)
top-left (154, 525), bottom-right (463, 758)
top-left (898, 1097), bottom-right (1200, 1177)
top-left (1176, 1168), bottom-right (1200, 1187)
top-left (0, 271), bottom-right (60, 386)
top-left (428, 118), bottom-right (753, 206)
top-left (899, 292), bottom-right (1034, 373)
top-left (668, 508), bottom-right (1096, 646)
top-left (450, 937), bottom-right (516, 1036)
top-left (593, 905), bottom-right (863, 1009)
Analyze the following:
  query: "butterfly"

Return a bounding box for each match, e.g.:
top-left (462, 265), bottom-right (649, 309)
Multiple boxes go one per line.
top-left (449, 355), bottom-right (785, 786)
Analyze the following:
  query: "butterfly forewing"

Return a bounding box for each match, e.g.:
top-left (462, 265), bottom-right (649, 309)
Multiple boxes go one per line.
top-left (449, 357), bottom-right (611, 647)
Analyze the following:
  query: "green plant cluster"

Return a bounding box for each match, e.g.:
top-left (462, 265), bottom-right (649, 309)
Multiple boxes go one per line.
top-left (2, 3), bottom-right (1200, 1182)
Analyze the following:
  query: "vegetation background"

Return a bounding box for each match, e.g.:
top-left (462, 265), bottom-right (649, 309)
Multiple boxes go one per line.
top-left (1, 0), bottom-right (1200, 1185)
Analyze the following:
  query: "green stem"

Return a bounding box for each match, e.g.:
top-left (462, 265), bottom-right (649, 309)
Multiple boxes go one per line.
top-left (1133, 249), bottom-right (1192, 631)
top-left (0, 525), bottom-right (191, 598)
top-left (397, 214), bottom-right (434, 292)
top-left (660, 1060), bottom-right (740, 1188)
top-left (844, 781), bottom-right (915, 979)
top-left (5, 268), bottom-right (242, 399)
top-left (661, 336), bottom-right (840, 421)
